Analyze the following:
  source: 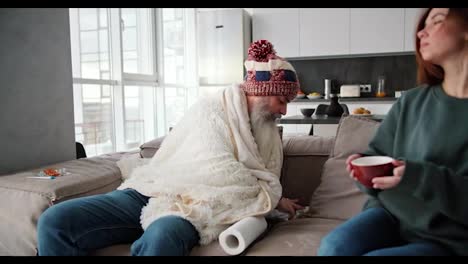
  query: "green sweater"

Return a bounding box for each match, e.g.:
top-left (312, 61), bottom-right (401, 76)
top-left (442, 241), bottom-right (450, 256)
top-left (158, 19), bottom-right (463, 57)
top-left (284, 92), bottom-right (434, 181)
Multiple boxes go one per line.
top-left (359, 84), bottom-right (468, 255)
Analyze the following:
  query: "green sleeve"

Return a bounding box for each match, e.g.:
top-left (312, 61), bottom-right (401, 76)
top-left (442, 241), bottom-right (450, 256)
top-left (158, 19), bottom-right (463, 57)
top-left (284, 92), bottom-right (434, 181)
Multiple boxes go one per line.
top-left (398, 159), bottom-right (468, 223)
top-left (354, 98), bottom-right (403, 197)
top-left (355, 182), bottom-right (382, 210)
top-left (355, 182), bottom-right (380, 197)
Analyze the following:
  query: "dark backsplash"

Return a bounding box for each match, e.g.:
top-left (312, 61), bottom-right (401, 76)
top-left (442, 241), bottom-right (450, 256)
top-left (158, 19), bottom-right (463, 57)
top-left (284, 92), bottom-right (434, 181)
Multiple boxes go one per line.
top-left (290, 54), bottom-right (417, 97)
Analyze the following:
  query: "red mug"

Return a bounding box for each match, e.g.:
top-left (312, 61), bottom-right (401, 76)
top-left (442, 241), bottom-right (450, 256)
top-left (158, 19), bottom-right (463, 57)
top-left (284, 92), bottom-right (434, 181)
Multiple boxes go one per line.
top-left (350, 156), bottom-right (394, 188)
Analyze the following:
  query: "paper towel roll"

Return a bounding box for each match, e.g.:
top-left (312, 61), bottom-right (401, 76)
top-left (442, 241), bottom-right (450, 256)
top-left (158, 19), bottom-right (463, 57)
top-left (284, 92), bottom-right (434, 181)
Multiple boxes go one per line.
top-left (219, 216), bottom-right (267, 255)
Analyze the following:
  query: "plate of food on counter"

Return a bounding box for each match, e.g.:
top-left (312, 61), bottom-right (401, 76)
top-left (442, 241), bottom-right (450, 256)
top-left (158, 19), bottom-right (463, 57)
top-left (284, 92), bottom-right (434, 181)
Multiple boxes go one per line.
top-left (295, 90), bottom-right (306, 99)
top-left (351, 107), bottom-right (373, 117)
top-left (307, 92), bottom-right (321, 99)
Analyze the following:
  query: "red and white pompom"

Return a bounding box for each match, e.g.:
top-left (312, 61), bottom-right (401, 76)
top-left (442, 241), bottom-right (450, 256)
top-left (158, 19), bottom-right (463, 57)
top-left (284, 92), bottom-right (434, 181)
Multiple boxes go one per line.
top-left (248, 39), bottom-right (277, 62)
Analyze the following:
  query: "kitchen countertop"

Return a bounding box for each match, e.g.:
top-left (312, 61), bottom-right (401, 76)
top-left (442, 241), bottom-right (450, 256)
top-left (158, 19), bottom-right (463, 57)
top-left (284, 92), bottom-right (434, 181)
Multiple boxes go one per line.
top-left (292, 97), bottom-right (397, 103)
top-left (278, 114), bottom-right (387, 124)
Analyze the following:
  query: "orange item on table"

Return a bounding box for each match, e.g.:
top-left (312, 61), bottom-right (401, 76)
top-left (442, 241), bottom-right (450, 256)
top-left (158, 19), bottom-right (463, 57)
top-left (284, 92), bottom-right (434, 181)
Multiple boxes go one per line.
top-left (43, 168), bottom-right (60, 176)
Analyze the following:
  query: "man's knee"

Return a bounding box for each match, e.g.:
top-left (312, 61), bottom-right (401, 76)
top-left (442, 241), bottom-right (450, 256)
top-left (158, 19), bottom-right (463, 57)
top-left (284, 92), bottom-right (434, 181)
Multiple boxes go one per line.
top-left (38, 202), bottom-right (76, 234)
top-left (131, 216), bottom-right (199, 256)
top-left (147, 215), bottom-right (198, 242)
top-left (38, 206), bottom-right (60, 234)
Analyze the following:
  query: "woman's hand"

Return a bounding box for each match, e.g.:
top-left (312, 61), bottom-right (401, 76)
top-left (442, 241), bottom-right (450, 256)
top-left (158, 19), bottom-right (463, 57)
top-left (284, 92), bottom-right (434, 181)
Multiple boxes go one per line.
top-left (277, 197), bottom-right (304, 220)
top-left (346, 154), bottom-right (362, 181)
top-left (372, 159), bottom-right (406, 189)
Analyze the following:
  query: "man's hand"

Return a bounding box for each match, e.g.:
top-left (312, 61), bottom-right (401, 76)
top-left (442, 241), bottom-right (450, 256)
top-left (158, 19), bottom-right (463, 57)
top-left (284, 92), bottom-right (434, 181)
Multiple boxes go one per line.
top-left (276, 197), bottom-right (304, 220)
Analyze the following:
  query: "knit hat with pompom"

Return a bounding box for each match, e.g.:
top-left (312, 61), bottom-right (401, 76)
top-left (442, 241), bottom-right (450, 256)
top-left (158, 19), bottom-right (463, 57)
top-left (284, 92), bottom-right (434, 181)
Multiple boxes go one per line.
top-left (240, 39), bottom-right (300, 101)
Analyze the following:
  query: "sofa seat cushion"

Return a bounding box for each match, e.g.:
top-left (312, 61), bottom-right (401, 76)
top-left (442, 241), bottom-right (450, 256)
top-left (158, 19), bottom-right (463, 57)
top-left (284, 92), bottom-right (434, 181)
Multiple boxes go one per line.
top-left (0, 152), bottom-right (131, 256)
top-left (0, 155), bottom-right (126, 203)
top-left (190, 242), bottom-right (229, 256)
top-left (91, 218), bottom-right (343, 256)
top-left (91, 240), bottom-right (229, 256)
top-left (245, 218), bottom-right (344, 256)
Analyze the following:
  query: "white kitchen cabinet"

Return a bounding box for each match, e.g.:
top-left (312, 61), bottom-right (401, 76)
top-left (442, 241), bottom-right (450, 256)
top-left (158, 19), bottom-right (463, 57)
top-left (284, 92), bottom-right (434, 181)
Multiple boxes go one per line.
top-left (293, 102), bottom-right (340, 137)
top-left (282, 104), bottom-right (298, 134)
top-left (282, 101), bottom-right (395, 137)
top-left (404, 8), bottom-right (426, 52)
top-left (299, 8), bottom-right (350, 56)
top-left (252, 8), bottom-right (300, 58)
top-left (286, 103), bottom-right (298, 117)
top-left (252, 8), bottom-right (418, 58)
top-left (350, 8), bottom-right (405, 55)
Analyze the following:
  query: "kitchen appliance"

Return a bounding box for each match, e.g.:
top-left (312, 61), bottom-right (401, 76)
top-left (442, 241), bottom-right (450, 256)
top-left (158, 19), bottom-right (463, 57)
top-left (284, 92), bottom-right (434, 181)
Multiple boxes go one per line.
top-left (340, 84), bottom-right (361, 97)
top-left (324, 79), bottom-right (332, 99)
top-left (197, 9), bottom-right (251, 86)
top-left (325, 94), bottom-right (344, 117)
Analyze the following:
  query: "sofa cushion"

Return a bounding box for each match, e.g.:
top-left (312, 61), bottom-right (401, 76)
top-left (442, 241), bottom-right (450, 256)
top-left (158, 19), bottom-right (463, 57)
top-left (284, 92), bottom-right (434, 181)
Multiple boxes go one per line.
top-left (0, 153), bottom-right (129, 255)
top-left (330, 116), bottom-right (380, 159)
top-left (245, 218), bottom-right (343, 256)
top-left (91, 240), bottom-right (229, 256)
top-left (307, 115), bottom-right (380, 220)
top-left (139, 136), bottom-right (165, 158)
top-left (281, 135), bottom-right (334, 206)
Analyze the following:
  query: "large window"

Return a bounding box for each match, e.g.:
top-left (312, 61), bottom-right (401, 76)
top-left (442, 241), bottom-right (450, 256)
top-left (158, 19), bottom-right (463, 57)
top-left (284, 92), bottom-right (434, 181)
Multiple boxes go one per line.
top-left (70, 8), bottom-right (197, 157)
top-left (70, 8), bottom-right (158, 156)
top-left (160, 8), bottom-right (198, 130)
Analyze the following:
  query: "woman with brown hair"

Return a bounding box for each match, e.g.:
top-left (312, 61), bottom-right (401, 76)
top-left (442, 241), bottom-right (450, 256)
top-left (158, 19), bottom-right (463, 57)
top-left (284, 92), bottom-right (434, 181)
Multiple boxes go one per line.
top-left (318, 8), bottom-right (468, 256)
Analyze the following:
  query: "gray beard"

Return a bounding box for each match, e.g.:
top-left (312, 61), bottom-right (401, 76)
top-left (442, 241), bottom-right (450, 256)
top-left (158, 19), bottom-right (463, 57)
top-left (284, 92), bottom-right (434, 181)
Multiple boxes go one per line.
top-left (249, 101), bottom-right (281, 164)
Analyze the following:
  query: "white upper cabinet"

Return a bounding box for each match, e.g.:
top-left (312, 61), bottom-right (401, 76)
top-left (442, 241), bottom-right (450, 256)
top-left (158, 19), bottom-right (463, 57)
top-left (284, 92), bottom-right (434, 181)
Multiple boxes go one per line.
top-left (299, 8), bottom-right (350, 57)
top-left (404, 8), bottom-right (426, 52)
top-left (252, 8), bottom-right (300, 58)
top-left (350, 8), bottom-right (405, 55)
top-left (252, 8), bottom-right (413, 58)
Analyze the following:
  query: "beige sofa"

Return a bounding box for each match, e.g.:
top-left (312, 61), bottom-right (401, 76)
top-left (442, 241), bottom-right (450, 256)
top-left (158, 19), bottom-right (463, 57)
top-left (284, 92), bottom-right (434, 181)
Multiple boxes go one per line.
top-left (0, 115), bottom-right (380, 256)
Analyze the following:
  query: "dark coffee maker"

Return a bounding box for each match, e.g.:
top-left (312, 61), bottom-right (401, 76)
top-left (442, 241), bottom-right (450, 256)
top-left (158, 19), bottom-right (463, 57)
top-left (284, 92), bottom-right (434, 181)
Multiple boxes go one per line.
top-left (326, 94), bottom-right (344, 117)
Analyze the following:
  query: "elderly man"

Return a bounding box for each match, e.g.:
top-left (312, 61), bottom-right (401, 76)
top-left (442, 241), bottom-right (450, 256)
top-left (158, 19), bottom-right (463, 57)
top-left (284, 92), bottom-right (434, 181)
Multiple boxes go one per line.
top-left (37, 40), bottom-right (303, 256)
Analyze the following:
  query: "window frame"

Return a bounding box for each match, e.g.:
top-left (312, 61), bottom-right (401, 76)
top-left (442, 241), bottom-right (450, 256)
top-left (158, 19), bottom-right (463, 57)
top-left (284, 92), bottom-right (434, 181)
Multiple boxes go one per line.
top-left (70, 8), bottom-right (160, 154)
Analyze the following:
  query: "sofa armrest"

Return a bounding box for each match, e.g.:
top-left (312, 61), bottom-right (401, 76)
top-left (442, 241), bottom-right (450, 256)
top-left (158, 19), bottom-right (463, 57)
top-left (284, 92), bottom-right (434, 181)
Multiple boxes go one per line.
top-left (280, 135), bottom-right (335, 206)
top-left (0, 152), bottom-right (131, 255)
top-left (139, 136), bottom-right (165, 158)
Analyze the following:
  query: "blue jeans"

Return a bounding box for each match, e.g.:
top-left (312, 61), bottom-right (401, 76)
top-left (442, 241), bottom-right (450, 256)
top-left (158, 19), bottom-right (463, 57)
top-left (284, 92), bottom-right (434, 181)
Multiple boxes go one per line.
top-left (37, 189), bottom-right (200, 256)
top-left (318, 207), bottom-right (452, 256)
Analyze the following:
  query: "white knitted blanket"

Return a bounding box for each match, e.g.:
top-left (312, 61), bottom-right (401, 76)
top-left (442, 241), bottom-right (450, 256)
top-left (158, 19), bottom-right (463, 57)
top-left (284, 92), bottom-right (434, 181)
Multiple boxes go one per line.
top-left (118, 84), bottom-right (283, 245)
